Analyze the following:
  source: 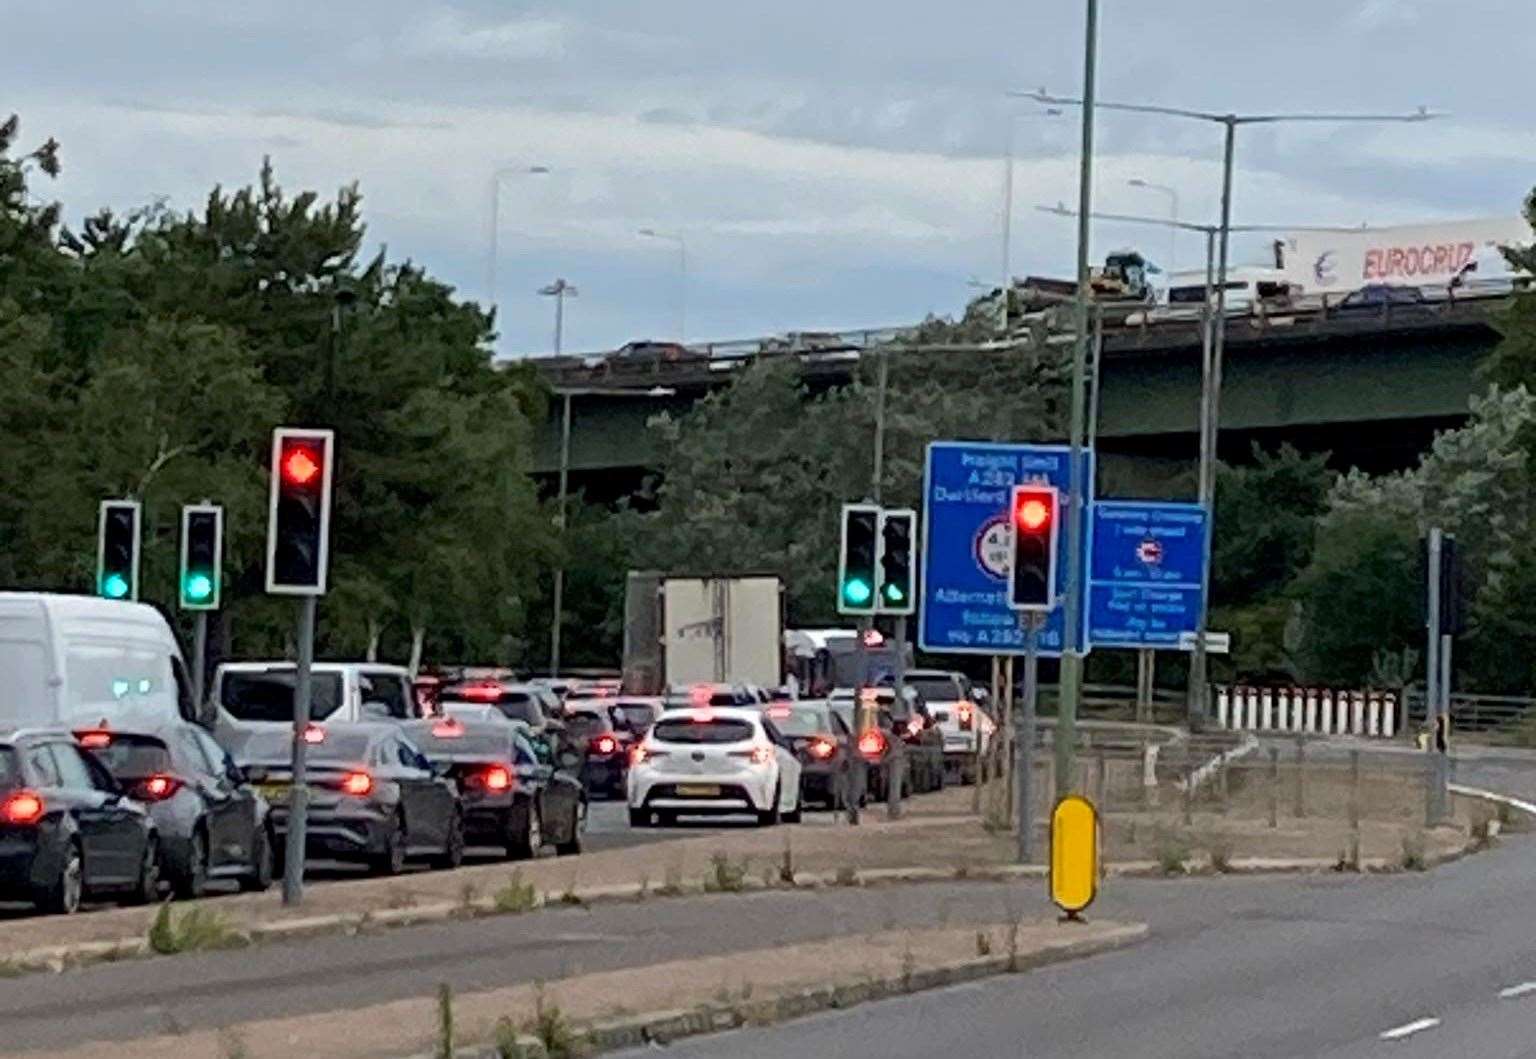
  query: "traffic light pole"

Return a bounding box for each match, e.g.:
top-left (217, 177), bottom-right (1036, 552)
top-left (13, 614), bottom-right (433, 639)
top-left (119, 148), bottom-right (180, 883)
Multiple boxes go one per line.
top-left (887, 615), bottom-right (907, 820)
top-left (1017, 611), bottom-right (1043, 863)
top-left (192, 612), bottom-right (208, 717)
top-left (1424, 528), bottom-right (1447, 827)
top-left (282, 595), bottom-right (318, 906)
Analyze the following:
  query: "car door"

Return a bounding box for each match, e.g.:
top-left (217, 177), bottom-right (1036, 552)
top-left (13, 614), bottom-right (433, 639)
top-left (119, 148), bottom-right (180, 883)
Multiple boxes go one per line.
top-left (761, 720), bottom-right (800, 808)
top-left (541, 744), bottom-right (584, 843)
top-left (46, 742), bottom-right (135, 885)
top-left (180, 728), bottom-right (245, 870)
top-left (510, 732), bottom-right (550, 831)
top-left (390, 736), bottom-right (447, 849)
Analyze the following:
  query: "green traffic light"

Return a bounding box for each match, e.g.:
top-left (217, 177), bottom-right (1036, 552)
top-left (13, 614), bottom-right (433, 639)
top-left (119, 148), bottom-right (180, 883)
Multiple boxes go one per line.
top-left (102, 573), bottom-right (130, 599)
top-left (842, 578), bottom-right (873, 606)
top-left (184, 573), bottom-right (214, 602)
top-left (883, 583), bottom-right (905, 603)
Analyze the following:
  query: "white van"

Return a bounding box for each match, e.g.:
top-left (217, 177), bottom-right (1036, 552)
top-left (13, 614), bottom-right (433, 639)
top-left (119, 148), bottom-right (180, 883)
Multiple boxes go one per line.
top-left (0, 592), bottom-right (195, 730)
top-left (212, 661), bottom-right (424, 739)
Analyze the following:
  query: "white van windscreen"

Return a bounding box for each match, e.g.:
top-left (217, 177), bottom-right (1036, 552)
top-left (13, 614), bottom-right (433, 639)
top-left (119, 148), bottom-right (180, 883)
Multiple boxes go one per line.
top-left (64, 642), bottom-right (177, 722)
top-left (221, 671), bottom-right (344, 722)
top-left (0, 639), bottom-right (50, 724)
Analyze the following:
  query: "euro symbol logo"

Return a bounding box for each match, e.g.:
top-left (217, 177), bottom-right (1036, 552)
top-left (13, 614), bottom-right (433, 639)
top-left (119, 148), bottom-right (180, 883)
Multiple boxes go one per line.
top-left (1313, 250), bottom-right (1337, 286)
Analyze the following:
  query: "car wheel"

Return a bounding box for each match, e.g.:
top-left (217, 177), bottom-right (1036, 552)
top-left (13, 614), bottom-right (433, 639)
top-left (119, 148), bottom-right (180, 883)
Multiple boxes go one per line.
top-left (506, 801), bottom-right (542, 861)
top-left (36, 840), bottom-right (84, 916)
top-left (124, 836), bottom-right (160, 906)
top-left (554, 806), bottom-right (583, 856)
top-left (756, 783), bottom-right (781, 827)
top-left (174, 829), bottom-right (209, 900)
top-left (239, 825), bottom-right (275, 893)
top-left (433, 810), bottom-right (465, 870)
top-left (369, 812), bottom-right (407, 876)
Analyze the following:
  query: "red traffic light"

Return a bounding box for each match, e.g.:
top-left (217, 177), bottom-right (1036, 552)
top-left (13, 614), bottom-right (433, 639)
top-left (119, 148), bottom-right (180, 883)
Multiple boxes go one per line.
top-left (1014, 490), bottom-right (1053, 532)
top-left (282, 447), bottom-right (321, 486)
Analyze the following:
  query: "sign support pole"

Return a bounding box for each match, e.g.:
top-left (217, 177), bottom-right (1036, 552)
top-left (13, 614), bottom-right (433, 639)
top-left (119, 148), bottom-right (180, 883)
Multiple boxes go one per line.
top-left (282, 595), bottom-right (317, 906)
top-left (1424, 527), bottom-right (1442, 828)
top-left (1017, 612), bottom-right (1043, 863)
top-left (888, 615), bottom-right (907, 820)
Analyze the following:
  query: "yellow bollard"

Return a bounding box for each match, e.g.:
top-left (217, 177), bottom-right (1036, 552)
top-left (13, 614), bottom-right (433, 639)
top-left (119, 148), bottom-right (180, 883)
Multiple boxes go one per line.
top-left (1050, 794), bottom-right (1100, 922)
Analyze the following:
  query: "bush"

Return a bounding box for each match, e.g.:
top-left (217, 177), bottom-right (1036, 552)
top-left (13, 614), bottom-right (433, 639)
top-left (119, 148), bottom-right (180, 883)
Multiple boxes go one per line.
top-left (147, 903), bottom-right (243, 955)
top-left (1401, 831), bottom-right (1427, 871)
top-left (704, 853), bottom-right (747, 893)
top-left (493, 872), bottom-right (539, 914)
top-left (1204, 832), bottom-right (1235, 873)
top-left (526, 987), bottom-right (584, 1059)
top-left (1152, 826), bottom-right (1191, 875)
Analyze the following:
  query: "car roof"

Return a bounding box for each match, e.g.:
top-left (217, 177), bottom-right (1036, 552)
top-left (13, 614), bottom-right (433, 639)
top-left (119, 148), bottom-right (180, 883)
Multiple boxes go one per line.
top-left (654, 706), bottom-right (762, 724)
top-left (217, 661), bottom-right (410, 676)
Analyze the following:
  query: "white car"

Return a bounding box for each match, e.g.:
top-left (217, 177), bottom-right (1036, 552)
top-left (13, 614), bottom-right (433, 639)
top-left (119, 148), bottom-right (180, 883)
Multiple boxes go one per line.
top-left (899, 671), bottom-right (995, 780)
top-left (627, 706), bottom-right (802, 827)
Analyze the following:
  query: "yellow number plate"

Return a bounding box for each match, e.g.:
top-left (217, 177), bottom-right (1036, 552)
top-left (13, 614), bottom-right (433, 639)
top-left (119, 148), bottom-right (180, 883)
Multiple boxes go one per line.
top-left (676, 784), bottom-right (720, 797)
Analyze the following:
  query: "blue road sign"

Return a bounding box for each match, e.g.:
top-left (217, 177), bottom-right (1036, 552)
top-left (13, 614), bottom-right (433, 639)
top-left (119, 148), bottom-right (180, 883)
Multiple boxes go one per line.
top-left (920, 441), bottom-right (1092, 657)
top-left (1087, 501), bottom-right (1208, 649)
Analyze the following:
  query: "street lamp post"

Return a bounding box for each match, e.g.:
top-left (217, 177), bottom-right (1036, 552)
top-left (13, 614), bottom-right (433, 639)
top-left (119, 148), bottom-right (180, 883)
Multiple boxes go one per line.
top-left (549, 386), bottom-right (675, 677)
top-left (638, 228), bottom-right (688, 343)
top-left (538, 278), bottom-right (579, 355)
top-left (486, 164), bottom-right (551, 339)
top-left (1127, 178), bottom-right (1179, 275)
top-left (1000, 107), bottom-right (1063, 330)
top-left (1019, 87), bottom-right (1434, 731)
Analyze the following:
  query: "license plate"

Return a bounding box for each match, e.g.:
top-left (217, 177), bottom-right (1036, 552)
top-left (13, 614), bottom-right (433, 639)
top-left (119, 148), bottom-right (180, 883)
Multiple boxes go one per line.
top-left (258, 783), bottom-right (290, 805)
top-left (676, 784), bottom-right (720, 797)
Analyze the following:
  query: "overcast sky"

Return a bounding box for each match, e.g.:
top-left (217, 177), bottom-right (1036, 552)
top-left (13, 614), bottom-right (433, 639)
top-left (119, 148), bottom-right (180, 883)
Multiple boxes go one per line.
top-left (9, 0), bottom-right (1535, 355)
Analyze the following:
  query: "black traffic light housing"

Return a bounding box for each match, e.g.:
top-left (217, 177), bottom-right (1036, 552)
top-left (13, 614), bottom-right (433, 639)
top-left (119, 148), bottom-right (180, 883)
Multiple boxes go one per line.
top-left (266, 428), bottom-right (335, 596)
top-left (179, 504), bottom-right (224, 611)
top-left (97, 499), bottom-right (142, 601)
top-left (838, 504), bottom-right (880, 615)
top-left (1008, 484), bottom-right (1059, 612)
top-left (877, 509), bottom-right (916, 615)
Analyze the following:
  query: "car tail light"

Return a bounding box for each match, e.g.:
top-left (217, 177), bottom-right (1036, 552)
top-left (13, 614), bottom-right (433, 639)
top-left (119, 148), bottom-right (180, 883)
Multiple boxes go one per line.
top-left (432, 717), bottom-right (465, 738)
top-left (1, 790), bottom-right (44, 825)
top-left (77, 730), bottom-right (113, 749)
top-left (302, 724), bottom-right (325, 744)
top-left (340, 771), bottom-right (374, 796)
top-left (136, 774), bottom-right (181, 801)
top-left (592, 735), bottom-right (618, 755)
top-left (857, 730), bottom-right (886, 759)
top-left (482, 765), bottom-right (512, 792)
top-left (730, 745), bottom-right (774, 765)
top-left (906, 716), bottom-right (925, 737)
top-left (958, 704), bottom-right (973, 730)
top-left (461, 683), bottom-right (503, 702)
top-left (806, 738), bottom-right (836, 761)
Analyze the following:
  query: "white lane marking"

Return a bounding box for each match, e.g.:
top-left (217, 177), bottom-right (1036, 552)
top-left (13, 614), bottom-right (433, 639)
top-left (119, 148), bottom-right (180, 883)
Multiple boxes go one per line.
top-left (1500, 981), bottom-right (1536, 999)
top-left (1379, 1017), bottom-right (1440, 1041)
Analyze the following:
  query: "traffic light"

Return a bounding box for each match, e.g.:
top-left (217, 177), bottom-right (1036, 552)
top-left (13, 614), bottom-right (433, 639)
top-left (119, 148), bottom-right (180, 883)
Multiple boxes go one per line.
top-left (1008, 484), bottom-right (1059, 611)
top-left (266, 428), bottom-right (335, 596)
top-left (877, 509), bottom-right (916, 615)
top-left (838, 504), bottom-right (880, 615)
top-left (97, 500), bottom-right (141, 601)
top-left (179, 504), bottom-right (223, 610)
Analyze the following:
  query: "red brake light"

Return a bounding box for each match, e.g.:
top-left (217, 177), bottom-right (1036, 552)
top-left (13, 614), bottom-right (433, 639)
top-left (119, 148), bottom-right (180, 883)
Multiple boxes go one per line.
top-left (340, 771), bottom-right (373, 796)
top-left (766, 705), bottom-right (792, 719)
top-left (461, 683), bottom-right (503, 702)
top-left (77, 730), bottom-right (112, 749)
top-left (138, 774), bottom-right (180, 801)
top-left (858, 731), bottom-right (886, 758)
top-left (807, 738), bottom-right (835, 760)
top-left (302, 724), bottom-right (325, 744)
top-left (750, 745), bottom-right (773, 765)
top-left (593, 735), bottom-right (618, 755)
top-left (432, 718), bottom-right (465, 738)
top-left (1, 791), bottom-right (44, 825)
top-left (483, 765), bottom-right (512, 792)
top-left (689, 684), bottom-right (712, 706)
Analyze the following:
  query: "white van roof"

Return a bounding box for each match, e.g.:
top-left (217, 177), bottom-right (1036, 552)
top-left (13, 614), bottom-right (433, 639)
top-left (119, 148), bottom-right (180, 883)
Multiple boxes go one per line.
top-left (0, 591), bottom-right (174, 633)
top-left (216, 660), bottom-right (410, 674)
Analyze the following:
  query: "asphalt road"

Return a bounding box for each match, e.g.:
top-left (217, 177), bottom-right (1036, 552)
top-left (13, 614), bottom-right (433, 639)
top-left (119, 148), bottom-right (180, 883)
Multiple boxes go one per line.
top-left (610, 832), bottom-right (1536, 1059)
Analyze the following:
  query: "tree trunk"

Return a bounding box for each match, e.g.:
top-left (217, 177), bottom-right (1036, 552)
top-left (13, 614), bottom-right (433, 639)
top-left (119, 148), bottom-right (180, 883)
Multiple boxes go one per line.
top-left (408, 625), bottom-right (425, 678)
top-left (366, 619), bottom-right (380, 663)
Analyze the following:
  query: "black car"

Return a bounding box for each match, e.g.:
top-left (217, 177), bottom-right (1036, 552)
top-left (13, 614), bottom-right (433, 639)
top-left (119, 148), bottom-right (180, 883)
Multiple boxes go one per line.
top-left (831, 693), bottom-right (945, 799)
top-left (236, 723), bottom-right (464, 876)
top-left (0, 728), bottom-right (160, 914)
top-left (402, 718), bottom-right (585, 859)
top-left (562, 706), bottom-right (636, 797)
top-left (765, 701), bottom-right (854, 809)
top-left (1335, 283), bottom-right (1428, 314)
top-left (76, 723), bottom-right (273, 898)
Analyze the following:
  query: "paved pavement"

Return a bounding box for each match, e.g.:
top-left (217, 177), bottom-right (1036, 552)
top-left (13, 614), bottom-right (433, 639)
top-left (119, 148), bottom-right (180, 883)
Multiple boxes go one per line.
top-left (609, 833), bottom-right (1536, 1059)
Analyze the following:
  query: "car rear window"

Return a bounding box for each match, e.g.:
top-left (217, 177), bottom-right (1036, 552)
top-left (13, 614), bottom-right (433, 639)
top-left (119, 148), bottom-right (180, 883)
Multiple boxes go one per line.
top-left (564, 711), bottom-right (608, 740)
top-left (221, 671), bottom-right (344, 723)
top-left (238, 730), bottom-right (374, 765)
top-left (84, 735), bottom-right (172, 778)
top-left (440, 686), bottom-right (544, 726)
top-left (766, 707), bottom-right (833, 737)
top-left (907, 677), bottom-right (961, 704)
top-left (411, 732), bottom-right (512, 759)
top-left (610, 704), bottom-right (656, 732)
top-left (652, 718), bottom-right (755, 744)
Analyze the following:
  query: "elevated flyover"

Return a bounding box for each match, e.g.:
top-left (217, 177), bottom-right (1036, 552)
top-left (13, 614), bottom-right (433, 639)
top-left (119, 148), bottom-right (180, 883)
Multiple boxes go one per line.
top-left (528, 299), bottom-right (1505, 499)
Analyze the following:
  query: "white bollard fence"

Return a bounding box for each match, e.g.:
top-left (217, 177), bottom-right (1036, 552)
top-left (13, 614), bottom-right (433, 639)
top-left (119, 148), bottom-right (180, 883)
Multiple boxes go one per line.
top-left (1212, 686), bottom-right (1399, 738)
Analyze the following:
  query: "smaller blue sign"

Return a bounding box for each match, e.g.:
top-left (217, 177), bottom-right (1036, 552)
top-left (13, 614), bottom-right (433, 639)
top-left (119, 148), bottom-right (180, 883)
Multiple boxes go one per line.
top-left (1087, 501), bottom-right (1207, 649)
